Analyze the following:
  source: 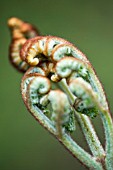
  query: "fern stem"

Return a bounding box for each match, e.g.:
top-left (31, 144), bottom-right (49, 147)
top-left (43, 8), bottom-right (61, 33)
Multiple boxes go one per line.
top-left (61, 134), bottom-right (103, 170)
top-left (75, 112), bottom-right (105, 159)
top-left (100, 110), bottom-right (113, 170)
top-left (58, 79), bottom-right (105, 159)
top-left (30, 104), bottom-right (103, 169)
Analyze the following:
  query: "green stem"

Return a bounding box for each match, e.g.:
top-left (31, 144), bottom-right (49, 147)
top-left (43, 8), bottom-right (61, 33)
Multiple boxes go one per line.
top-left (89, 69), bottom-right (113, 169)
top-left (58, 79), bottom-right (76, 104)
top-left (84, 86), bottom-right (113, 170)
top-left (30, 104), bottom-right (103, 170)
top-left (99, 110), bottom-right (113, 170)
top-left (61, 134), bottom-right (103, 170)
top-left (58, 79), bottom-right (105, 159)
top-left (75, 112), bottom-right (105, 159)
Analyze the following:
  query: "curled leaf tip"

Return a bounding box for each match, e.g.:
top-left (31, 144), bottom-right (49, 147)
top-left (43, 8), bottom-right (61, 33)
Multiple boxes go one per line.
top-left (8, 17), bottom-right (39, 72)
top-left (18, 35), bottom-right (109, 120)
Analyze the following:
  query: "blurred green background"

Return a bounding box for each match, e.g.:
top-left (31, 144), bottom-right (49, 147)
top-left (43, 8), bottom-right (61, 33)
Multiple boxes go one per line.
top-left (0, 0), bottom-right (113, 169)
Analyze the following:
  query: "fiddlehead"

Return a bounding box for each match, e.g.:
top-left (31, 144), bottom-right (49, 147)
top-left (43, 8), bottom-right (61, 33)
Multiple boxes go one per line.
top-left (8, 18), bottom-right (113, 169)
top-left (20, 36), bottom-right (107, 163)
top-left (8, 17), bottom-right (39, 72)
